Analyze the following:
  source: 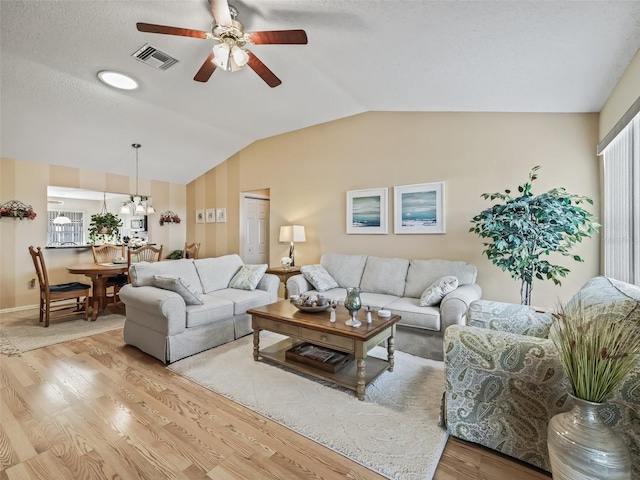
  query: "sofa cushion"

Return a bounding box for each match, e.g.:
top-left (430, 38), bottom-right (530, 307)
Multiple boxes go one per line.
top-left (321, 253), bottom-right (368, 288)
top-left (301, 265), bottom-right (339, 292)
top-left (129, 259), bottom-right (201, 290)
top-left (195, 254), bottom-right (244, 293)
top-left (153, 275), bottom-right (204, 305)
top-left (185, 295), bottom-right (235, 328)
top-left (360, 256), bottom-right (409, 297)
top-left (229, 264), bottom-right (268, 291)
top-left (208, 288), bottom-right (273, 315)
top-left (404, 259), bottom-right (477, 298)
top-left (420, 276), bottom-right (459, 306)
top-left (360, 292), bottom-right (400, 309)
top-left (385, 297), bottom-right (441, 331)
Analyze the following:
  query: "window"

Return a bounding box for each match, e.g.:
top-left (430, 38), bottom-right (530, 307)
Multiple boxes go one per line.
top-left (601, 114), bottom-right (640, 285)
top-left (47, 211), bottom-right (85, 246)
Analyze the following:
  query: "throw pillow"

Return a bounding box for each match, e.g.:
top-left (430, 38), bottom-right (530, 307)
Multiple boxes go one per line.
top-left (419, 276), bottom-right (459, 306)
top-left (301, 265), bottom-right (339, 292)
top-left (229, 264), bottom-right (268, 291)
top-left (153, 275), bottom-right (204, 305)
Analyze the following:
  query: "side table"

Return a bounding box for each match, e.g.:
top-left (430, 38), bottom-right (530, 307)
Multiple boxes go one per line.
top-left (266, 266), bottom-right (301, 299)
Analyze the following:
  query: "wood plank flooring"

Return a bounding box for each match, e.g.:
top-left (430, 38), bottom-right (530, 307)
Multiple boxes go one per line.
top-left (0, 323), bottom-right (551, 480)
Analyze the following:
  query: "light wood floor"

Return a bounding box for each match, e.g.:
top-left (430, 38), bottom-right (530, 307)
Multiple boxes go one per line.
top-left (0, 320), bottom-right (551, 479)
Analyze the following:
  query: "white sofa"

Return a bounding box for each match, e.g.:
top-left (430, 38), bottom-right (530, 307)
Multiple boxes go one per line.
top-left (119, 255), bottom-right (279, 364)
top-left (286, 253), bottom-right (482, 360)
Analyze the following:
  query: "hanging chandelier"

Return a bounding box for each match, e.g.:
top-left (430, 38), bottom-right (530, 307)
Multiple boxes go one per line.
top-left (120, 143), bottom-right (155, 215)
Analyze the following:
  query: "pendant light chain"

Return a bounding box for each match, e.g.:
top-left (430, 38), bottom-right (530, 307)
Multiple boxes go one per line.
top-left (133, 143), bottom-right (141, 197)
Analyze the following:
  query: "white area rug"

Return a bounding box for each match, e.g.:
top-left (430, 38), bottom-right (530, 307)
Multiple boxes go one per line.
top-left (169, 331), bottom-right (448, 480)
top-left (0, 312), bottom-right (125, 355)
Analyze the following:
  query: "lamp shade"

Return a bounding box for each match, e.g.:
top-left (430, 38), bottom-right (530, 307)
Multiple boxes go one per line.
top-left (279, 225), bottom-right (306, 243)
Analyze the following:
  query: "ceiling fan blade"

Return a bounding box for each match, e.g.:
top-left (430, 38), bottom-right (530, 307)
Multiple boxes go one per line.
top-left (210, 0), bottom-right (232, 27)
top-left (247, 51), bottom-right (281, 88)
top-left (137, 22), bottom-right (209, 39)
top-left (194, 53), bottom-right (217, 82)
top-left (249, 30), bottom-right (308, 45)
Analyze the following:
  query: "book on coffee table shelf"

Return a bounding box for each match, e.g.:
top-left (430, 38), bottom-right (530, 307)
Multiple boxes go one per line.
top-left (285, 342), bottom-right (353, 373)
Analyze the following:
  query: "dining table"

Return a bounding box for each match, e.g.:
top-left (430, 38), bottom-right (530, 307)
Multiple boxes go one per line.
top-left (67, 262), bottom-right (128, 321)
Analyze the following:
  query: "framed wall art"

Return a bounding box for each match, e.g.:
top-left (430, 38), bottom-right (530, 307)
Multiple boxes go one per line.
top-left (205, 208), bottom-right (216, 223)
top-left (216, 208), bottom-right (227, 223)
top-left (346, 187), bottom-right (388, 234)
top-left (394, 182), bottom-right (445, 234)
top-left (195, 209), bottom-right (205, 224)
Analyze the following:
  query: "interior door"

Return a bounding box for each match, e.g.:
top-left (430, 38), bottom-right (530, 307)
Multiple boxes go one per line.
top-left (243, 196), bottom-right (269, 264)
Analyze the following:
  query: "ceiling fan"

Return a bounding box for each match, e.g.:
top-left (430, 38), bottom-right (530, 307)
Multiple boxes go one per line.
top-left (136, 0), bottom-right (307, 88)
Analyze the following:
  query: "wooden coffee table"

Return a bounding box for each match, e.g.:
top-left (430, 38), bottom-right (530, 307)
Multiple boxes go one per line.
top-left (248, 300), bottom-right (400, 401)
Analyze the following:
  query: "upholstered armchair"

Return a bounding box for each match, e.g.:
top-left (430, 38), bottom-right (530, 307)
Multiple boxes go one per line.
top-left (441, 276), bottom-right (640, 476)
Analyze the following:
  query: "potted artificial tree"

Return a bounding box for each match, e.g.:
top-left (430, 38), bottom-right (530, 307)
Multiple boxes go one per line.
top-left (88, 212), bottom-right (122, 244)
top-left (470, 166), bottom-right (600, 305)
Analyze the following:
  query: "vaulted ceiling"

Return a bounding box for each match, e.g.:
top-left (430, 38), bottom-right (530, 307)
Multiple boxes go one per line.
top-left (2, 1), bottom-right (640, 184)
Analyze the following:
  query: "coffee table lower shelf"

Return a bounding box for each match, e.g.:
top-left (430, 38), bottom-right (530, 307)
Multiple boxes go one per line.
top-left (258, 338), bottom-right (390, 393)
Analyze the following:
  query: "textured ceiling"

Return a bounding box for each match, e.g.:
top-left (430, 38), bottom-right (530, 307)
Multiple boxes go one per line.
top-left (2, 1), bottom-right (640, 184)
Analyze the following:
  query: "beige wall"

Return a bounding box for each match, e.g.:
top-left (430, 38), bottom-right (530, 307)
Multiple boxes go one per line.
top-left (188, 111), bottom-right (601, 308)
top-left (0, 158), bottom-right (187, 310)
top-left (599, 48), bottom-right (640, 141)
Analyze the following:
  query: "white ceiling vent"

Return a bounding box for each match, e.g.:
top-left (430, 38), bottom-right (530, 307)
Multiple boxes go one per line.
top-left (132, 44), bottom-right (179, 70)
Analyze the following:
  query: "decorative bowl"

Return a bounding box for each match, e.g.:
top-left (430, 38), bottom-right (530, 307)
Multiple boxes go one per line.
top-left (293, 303), bottom-right (331, 313)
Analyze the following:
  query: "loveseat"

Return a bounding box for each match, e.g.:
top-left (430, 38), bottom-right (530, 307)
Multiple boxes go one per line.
top-left (119, 255), bottom-right (279, 364)
top-left (442, 276), bottom-right (640, 476)
top-left (286, 252), bottom-right (482, 360)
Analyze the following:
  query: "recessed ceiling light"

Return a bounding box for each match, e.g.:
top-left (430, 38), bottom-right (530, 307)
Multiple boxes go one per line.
top-left (97, 70), bottom-right (139, 90)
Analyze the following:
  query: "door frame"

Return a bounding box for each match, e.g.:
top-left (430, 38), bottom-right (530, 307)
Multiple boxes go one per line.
top-left (239, 192), bottom-right (270, 264)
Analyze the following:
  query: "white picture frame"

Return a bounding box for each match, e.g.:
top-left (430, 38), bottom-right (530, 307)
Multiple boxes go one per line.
top-left (216, 208), bottom-right (227, 223)
top-left (205, 208), bottom-right (216, 223)
top-left (346, 187), bottom-right (388, 234)
top-left (195, 209), bottom-right (205, 224)
top-left (394, 182), bottom-right (445, 234)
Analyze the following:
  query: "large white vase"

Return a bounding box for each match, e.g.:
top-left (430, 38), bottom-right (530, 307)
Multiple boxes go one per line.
top-left (547, 395), bottom-right (631, 480)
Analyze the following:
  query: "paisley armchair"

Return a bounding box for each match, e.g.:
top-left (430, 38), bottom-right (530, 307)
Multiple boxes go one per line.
top-left (441, 276), bottom-right (640, 475)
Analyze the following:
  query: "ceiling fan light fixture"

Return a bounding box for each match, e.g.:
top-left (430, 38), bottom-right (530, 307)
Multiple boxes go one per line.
top-left (97, 70), bottom-right (139, 90)
top-left (212, 39), bottom-right (248, 72)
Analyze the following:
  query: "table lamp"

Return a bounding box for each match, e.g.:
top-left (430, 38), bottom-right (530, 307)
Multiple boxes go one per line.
top-left (279, 225), bottom-right (306, 267)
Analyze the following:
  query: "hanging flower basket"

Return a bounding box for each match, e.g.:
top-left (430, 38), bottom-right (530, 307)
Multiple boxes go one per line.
top-left (160, 211), bottom-right (181, 226)
top-left (0, 200), bottom-right (37, 220)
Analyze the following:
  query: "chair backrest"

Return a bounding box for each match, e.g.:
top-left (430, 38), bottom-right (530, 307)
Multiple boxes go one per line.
top-left (128, 245), bottom-right (164, 267)
top-left (28, 246), bottom-right (49, 290)
top-left (92, 243), bottom-right (125, 263)
top-left (183, 242), bottom-right (200, 259)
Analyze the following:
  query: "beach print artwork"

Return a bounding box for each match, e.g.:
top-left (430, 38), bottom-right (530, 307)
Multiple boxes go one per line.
top-left (394, 182), bottom-right (445, 234)
top-left (401, 191), bottom-right (437, 227)
top-left (346, 188), bottom-right (388, 234)
top-left (352, 195), bottom-right (381, 228)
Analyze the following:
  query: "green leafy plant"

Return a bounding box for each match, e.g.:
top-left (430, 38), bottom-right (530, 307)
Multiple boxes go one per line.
top-left (88, 212), bottom-right (122, 244)
top-left (166, 249), bottom-right (184, 260)
top-left (550, 300), bottom-right (640, 403)
top-left (470, 166), bottom-right (600, 305)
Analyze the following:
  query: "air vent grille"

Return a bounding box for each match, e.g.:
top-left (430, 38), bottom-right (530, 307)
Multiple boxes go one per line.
top-left (132, 44), bottom-right (179, 70)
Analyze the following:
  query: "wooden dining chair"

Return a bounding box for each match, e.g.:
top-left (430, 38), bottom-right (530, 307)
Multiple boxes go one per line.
top-left (92, 244), bottom-right (127, 305)
top-left (28, 246), bottom-right (91, 327)
top-left (183, 242), bottom-right (200, 260)
top-left (127, 244), bottom-right (164, 270)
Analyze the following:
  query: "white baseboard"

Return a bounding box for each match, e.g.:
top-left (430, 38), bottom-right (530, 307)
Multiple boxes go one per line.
top-left (0, 304), bottom-right (38, 314)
